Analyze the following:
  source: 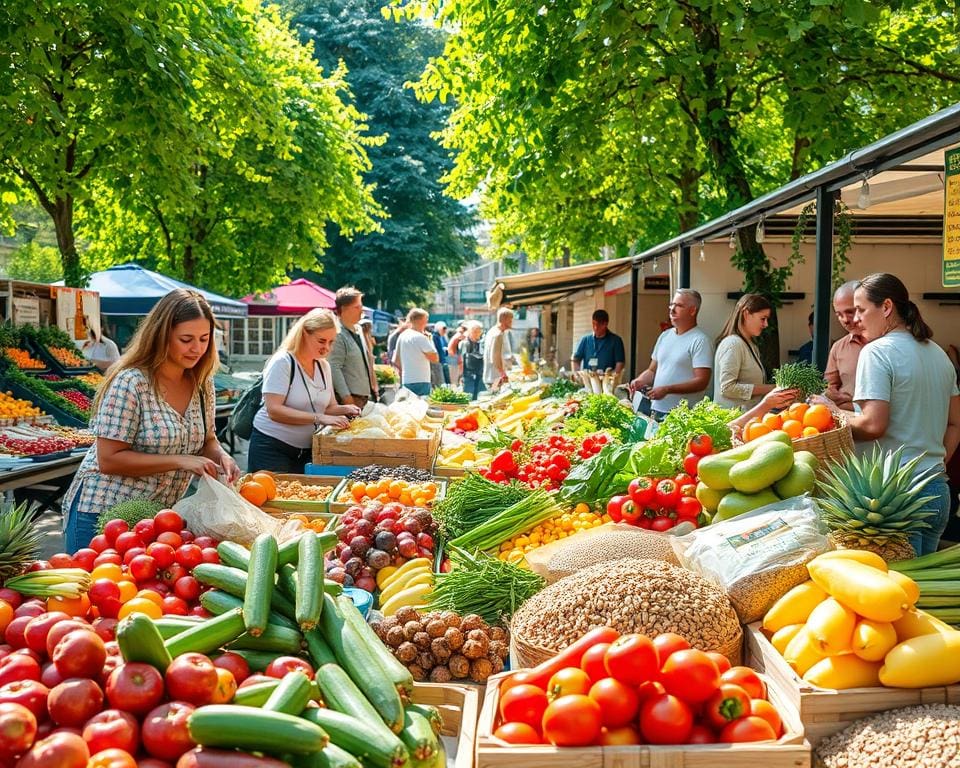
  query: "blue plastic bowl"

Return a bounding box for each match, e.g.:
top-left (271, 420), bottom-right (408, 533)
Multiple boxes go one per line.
top-left (343, 587), bottom-right (374, 618)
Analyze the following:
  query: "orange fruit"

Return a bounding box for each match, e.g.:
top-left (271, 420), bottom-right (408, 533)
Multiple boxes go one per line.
top-left (803, 404), bottom-right (833, 432)
top-left (388, 481), bottom-right (403, 499)
top-left (399, 492), bottom-right (413, 506)
top-left (351, 482), bottom-right (367, 502)
top-left (802, 426), bottom-right (820, 438)
top-left (762, 412), bottom-right (782, 430)
top-left (781, 419), bottom-right (804, 439)
top-left (0, 599), bottom-right (12, 634)
top-left (91, 563), bottom-right (124, 583)
top-left (47, 594), bottom-right (90, 618)
top-left (240, 481), bottom-right (268, 507)
top-left (119, 597), bottom-right (163, 620)
top-left (745, 422), bottom-right (772, 442)
top-left (117, 580), bottom-right (138, 603)
top-left (787, 402), bottom-right (809, 422)
top-left (251, 473), bottom-right (277, 500)
top-left (135, 589), bottom-right (164, 607)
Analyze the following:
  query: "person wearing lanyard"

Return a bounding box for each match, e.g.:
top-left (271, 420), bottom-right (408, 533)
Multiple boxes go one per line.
top-left (330, 286), bottom-right (379, 410)
top-left (571, 309), bottom-right (625, 375)
top-left (247, 309), bottom-right (361, 474)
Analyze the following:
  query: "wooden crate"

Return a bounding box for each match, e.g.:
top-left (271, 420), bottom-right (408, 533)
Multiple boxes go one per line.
top-left (256, 473), bottom-right (340, 514)
top-left (313, 427), bottom-right (440, 469)
top-left (413, 682), bottom-right (479, 768)
top-left (745, 622), bottom-right (960, 747)
top-left (475, 671), bottom-right (810, 768)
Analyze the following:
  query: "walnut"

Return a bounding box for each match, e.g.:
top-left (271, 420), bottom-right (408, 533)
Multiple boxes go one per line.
top-left (395, 607), bottom-right (422, 625)
top-left (429, 665), bottom-right (452, 683)
top-left (461, 639), bottom-right (484, 660)
top-left (386, 626), bottom-right (406, 648)
top-left (470, 658), bottom-right (493, 683)
top-left (430, 637), bottom-right (452, 662)
top-left (408, 663), bottom-right (427, 682)
top-left (413, 631), bottom-right (432, 649)
top-left (489, 640), bottom-right (509, 660)
top-left (489, 655), bottom-right (505, 674)
top-left (444, 627), bottom-right (464, 651)
top-left (460, 614), bottom-right (484, 632)
top-left (426, 619), bottom-right (447, 638)
top-left (397, 642), bottom-right (418, 663)
top-left (440, 611), bottom-right (461, 628)
top-left (448, 654), bottom-right (470, 678)
top-left (466, 629), bottom-right (490, 655)
top-left (403, 621), bottom-right (423, 641)
top-left (417, 652), bottom-right (436, 670)
top-left (489, 626), bottom-right (508, 643)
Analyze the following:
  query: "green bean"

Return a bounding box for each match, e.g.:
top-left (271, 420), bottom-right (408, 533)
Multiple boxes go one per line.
top-left (448, 490), bottom-right (562, 552)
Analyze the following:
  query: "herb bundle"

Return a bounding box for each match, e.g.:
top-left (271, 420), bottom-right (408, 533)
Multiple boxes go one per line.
top-left (774, 361), bottom-right (828, 400)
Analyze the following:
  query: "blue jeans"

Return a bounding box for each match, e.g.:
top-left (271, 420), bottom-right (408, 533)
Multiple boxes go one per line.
top-left (909, 475), bottom-right (951, 556)
top-left (64, 483), bottom-right (99, 552)
top-left (463, 371), bottom-right (484, 401)
top-left (404, 382), bottom-right (431, 397)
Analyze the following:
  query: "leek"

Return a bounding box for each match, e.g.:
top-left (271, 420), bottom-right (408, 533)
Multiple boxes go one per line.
top-left (890, 543), bottom-right (960, 572)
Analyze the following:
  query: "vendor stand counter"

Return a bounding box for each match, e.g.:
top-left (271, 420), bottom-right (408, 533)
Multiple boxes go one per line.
top-left (0, 453), bottom-right (83, 515)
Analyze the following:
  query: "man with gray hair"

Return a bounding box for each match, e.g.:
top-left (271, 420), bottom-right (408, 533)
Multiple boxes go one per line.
top-left (483, 307), bottom-right (515, 391)
top-left (393, 308), bottom-right (439, 396)
top-left (825, 280), bottom-right (866, 411)
top-left (628, 289), bottom-right (713, 419)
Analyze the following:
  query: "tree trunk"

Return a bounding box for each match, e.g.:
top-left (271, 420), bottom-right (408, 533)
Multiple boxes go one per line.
top-left (52, 196), bottom-right (83, 287)
top-left (183, 244), bottom-right (196, 285)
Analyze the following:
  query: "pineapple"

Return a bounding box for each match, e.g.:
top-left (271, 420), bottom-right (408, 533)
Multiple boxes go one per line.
top-left (0, 503), bottom-right (41, 582)
top-left (816, 446), bottom-right (940, 562)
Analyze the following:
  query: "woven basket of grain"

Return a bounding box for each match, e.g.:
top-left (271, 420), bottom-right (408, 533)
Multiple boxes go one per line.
top-left (511, 558), bottom-right (743, 668)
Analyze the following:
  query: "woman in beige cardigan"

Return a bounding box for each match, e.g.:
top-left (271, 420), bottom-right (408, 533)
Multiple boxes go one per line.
top-left (714, 293), bottom-right (795, 412)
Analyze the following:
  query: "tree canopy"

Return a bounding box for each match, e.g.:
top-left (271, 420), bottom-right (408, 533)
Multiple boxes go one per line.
top-left (288, 0), bottom-right (478, 309)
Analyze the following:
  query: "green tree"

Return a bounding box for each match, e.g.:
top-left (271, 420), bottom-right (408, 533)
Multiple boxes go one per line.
top-left (287, 0), bottom-right (478, 309)
top-left (4, 243), bottom-right (63, 283)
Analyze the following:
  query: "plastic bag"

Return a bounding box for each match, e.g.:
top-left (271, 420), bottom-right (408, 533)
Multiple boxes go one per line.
top-left (173, 475), bottom-right (305, 546)
top-left (670, 495), bottom-right (831, 624)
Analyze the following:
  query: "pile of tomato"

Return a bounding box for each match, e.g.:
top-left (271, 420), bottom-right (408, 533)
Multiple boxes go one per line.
top-left (493, 627), bottom-right (784, 747)
top-left (605, 434), bottom-right (714, 532)
top-left (479, 433), bottom-right (609, 490)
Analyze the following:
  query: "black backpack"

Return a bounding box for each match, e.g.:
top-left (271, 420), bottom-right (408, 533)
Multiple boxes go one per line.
top-left (228, 353), bottom-right (295, 440)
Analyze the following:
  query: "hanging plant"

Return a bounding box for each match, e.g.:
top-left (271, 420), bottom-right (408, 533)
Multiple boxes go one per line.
top-left (787, 199), bottom-right (854, 290)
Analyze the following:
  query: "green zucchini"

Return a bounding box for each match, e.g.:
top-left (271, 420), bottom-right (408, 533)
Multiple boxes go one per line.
top-left (337, 595), bottom-right (414, 697)
top-left (324, 579), bottom-right (344, 597)
top-left (289, 744), bottom-right (362, 768)
top-left (263, 670), bottom-right (313, 715)
top-left (405, 703), bottom-right (442, 736)
top-left (304, 628), bottom-right (338, 667)
top-left (193, 563), bottom-right (297, 620)
top-left (116, 613), bottom-right (173, 672)
top-left (301, 708), bottom-right (408, 768)
top-left (217, 540), bottom-right (251, 570)
top-left (233, 678), bottom-right (321, 707)
top-left (228, 622), bottom-right (303, 654)
top-left (227, 649), bottom-right (287, 672)
top-left (277, 563), bottom-right (299, 601)
top-left (296, 533), bottom-right (323, 630)
top-left (164, 607), bottom-right (245, 657)
top-left (277, 532), bottom-right (304, 567)
top-left (200, 589), bottom-right (299, 632)
top-left (153, 616), bottom-right (205, 639)
top-left (318, 593), bottom-right (405, 733)
top-left (399, 709), bottom-right (438, 764)
top-left (316, 664), bottom-right (397, 743)
top-left (244, 533), bottom-right (279, 637)
top-left (187, 705), bottom-right (328, 754)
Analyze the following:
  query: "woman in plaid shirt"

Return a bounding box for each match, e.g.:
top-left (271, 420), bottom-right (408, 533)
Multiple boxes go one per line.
top-left (63, 290), bottom-right (240, 550)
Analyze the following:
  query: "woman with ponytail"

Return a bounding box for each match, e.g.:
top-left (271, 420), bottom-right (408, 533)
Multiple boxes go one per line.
top-left (847, 273), bottom-right (960, 554)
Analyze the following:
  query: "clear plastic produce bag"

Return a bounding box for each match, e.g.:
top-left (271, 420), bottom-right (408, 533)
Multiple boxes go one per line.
top-left (670, 494), bottom-right (831, 624)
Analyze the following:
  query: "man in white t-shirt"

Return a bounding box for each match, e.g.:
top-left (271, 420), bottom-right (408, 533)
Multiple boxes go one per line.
top-left (628, 289), bottom-right (713, 420)
top-left (392, 307), bottom-right (439, 396)
top-left (483, 307), bottom-right (514, 390)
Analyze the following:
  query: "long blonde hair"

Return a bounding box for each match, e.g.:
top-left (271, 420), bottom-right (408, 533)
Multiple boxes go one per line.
top-left (94, 289), bottom-right (218, 410)
top-left (280, 308), bottom-right (338, 355)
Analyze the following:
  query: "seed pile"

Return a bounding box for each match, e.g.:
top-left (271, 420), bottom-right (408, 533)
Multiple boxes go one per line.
top-left (727, 562), bottom-right (811, 624)
top-left (346, 464), bottom-right (433, 483)
top-left (814, 704), bottom-right (960, 768)
top-left (511, 558), bottom-right (741, 659)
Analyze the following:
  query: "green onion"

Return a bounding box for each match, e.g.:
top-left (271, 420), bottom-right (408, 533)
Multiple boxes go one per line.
top-left (903, 568), bottom-right (960, 581)
top-left (432, 473), bottom-right (531, 541)
top-left (918, 607), bottom-right (960, 626)
top-left (4, 568), bottom-right (92, 598)
top-left (448, 490), bottom-right (562, 552)
top-left (890, 543), bottom-right (960, 572)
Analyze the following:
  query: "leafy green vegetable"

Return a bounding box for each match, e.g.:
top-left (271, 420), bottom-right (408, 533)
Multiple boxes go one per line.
top-left (429, 386), bottom-right (471, 404)
top-left (654, 398), bottom-right (739, 466)
top-left (545, 378), bottom-right (581, 399)
top-left (558, 442), bottom-right (634, 505)
top-left (432, 473), bottom-right (531, 540)
top-left (774, 361), bottom-right (828, 400)
top-left (476, 427), bottom-right (519, 453)
top-left (562, 394), bottom-right (634, 440)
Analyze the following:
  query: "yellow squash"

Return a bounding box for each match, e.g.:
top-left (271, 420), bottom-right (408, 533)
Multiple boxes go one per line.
top-left (879, 631), bottom-right (960, 688)
top-left (886, 570), bottom-right (920, 606)
top-left (771, 624), bottom-right (805, 655)
top-left (783, 627), bottom-right (825, 677)
top-left (851, 619), bottom-right (898, 662)
top-left (813, 549), bottom-right (888, 571)
top-left (806, 597), bottom-right (857, 656)
top-left (807, 557), bottom-right (909, 622)
top-left (892, 608), bottom-right (955, 643)
top-left (803, 654), bottom-right (882, 689)
top-left (380, 581), bottom-right (433, 617)
top-left (762, 580), bottom-right (828, 633)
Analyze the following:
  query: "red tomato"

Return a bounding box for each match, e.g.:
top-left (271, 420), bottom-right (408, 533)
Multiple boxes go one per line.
top-left (706, 651), bottom-right (731, 675)
top-left (749, 699), bottom-right (783, 737)
top-left (676, 496), bottom-right (702, 520)
top-left (599, 725), bottom-right (641, 746)
top-left (48, 552), bottom-right (76, 569)
top-left (48, 679), bottom-right (104, 728)
top-left (105, 662), bottom-right (165, 716)
top-left (82, 709), bottom-right (139, 755)
top-left (161, 596), bottom-right (189, 616)
top-left (72, 548), bottom-right (98, 572)
top-left (102, 519), bottom-right (129, 546)
top-left (587, 678), bottom-right (639, 728)
top-left (0, 679), bottom-right (49, 721)
top-left (686, 724), bottom-right (716, 744)
top-left (682, 453), bottom-right (701, 476)
top-left (175, 545), bottom-right (203, 570)
top-left (133, 518), bottom-right (156, 543)
top-left (499, 684), bottom-right (548, 730)
top-left (156, 532), bottom-right (183, 549)
top-left (654, 478), bottom-right (680, 508)
top-left (650, 516), bottom-right (675, 532)
top-left (719, 667), bottom-right (766, 700)
top-left (53, 630), bottom-right (107, 680)
top-left (141, 701), bottom-right (196, 761)
top-left (0, 701), bottom-right (37, 761)
top-left (213, 652), bottom-right (251, 685)
top-left (704, 683), bottom-right (752, 729)
top-left (17, 730), bottom-right (89, 768)
top-left (673, 472), bottom-right (695, 489)
top-left (620, 500), bottom-right (645, 526)
top-left (659, 649), bottom-right (720, 704)
top-left (652, 633), bottom-right (690, 664)
top-left (89, 535), bottom-right (111, 553)
top-left (165, 653), bottom-right (218, 706)
top-left (128, 555), bottom-right (158, 582)
top-left (146, 543), bottom-right (176, 569)
top-left (628, 477), bottom-right (656, 506)
top-left (114, 532), bottom-right (144, 554)
top-left (173, 576), bottom-right (201, 602)
top-left (153, 510), bottom-right (184, 534)
top-left (264, 656), bottom-right (315, 681)
top-left (547, 667), bottom-right (591, 699)
top-left (579, 643), bottom-right (611, 683)
top-left (638, 693), bottom-right (694, 745)
top-left (719, 715), bottom-right (777, 743)
top-left (688, 434), bottom-right (713, 456)
top-left (493, 722), bottom-right (540, 744)
top-left (24, 611), bottom-right (71, 654)
top-left (603, 633), bottom-right (659, 686)
top-left (636, 679), bottom-right (665, 705)
top-left (605, 495), bottom-right (627, 523)
top-left (541, 694), bottom-right (602, 747)
top-left (87, 748), bottom-right (138, 768)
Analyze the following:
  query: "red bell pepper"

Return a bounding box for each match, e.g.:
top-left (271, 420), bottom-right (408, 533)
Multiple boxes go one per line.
top-left (490, 449), bottom-right (518, 477)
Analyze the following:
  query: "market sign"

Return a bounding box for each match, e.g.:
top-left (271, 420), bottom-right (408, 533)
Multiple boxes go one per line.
top-left (944, 147), bottom-right (960, 287)
top-left (12, 297), bottom-right (40, 327)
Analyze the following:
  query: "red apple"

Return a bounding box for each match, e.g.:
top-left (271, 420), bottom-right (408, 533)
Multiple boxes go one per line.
top-left (0, 589), bottom-right (21, 609)
top-left (81, 709), bottom-right (138, 755)
top-left (52, 631), bottom-right (106, 680)
top-left (45, 621), bottom-right (94, 659)
top-left (212, 652), bottom-right (250, 685)
top-left (0, 679), bottom-right (48, 721)
top-left (23, 612), bottom-right (71, 655)
top-left (88, 535), bottom-right (111, 553)
top-left (40, 662), bottom-right (64, 689)
top-left (47, 679), bottom-right (104, 728)
top-left (102, 519), bottom-right (129, 545)
top-left (72, 549), bottom-right (98, 572)
top-left (13, 601), bottom-right (45, 619)
top-left (0, 653), bottom-right (40, 686)
top-left (93, 552), bottom-right (122, 568)
top-left (3, 615), bottom-right (33, 649)
top-left (91, 619), bottom-right (118, 643)
top-left (141, 701), bottom-right (195, 761)
top-left (164, 653), bottom-right (217, 706)
top-left (105, 663), bottom-right (164, 716)
top-left (17, 730), bottom-right (89, 768)
top-left (0, 701), bottom-right (37, 761)
top-left (47, 553), bottom-right (76, 569)
top-left (264, 656), bottom-right (315, 680)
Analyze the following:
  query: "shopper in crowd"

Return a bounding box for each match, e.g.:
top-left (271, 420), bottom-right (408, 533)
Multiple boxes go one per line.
top-left (483, 307), bottom-right (515, 391)
top-left (824, 280), bottom-right (867, 411)
top-left (63, 290), bottom-right (240, 551)
top-left (430, 321), bottom-right (450, 388)
top-left (394, 308), bottom-right (439, 396)
top-left (628, 289), bottom-right (714, 420)
top-left (360, 318), bottom-right (377, 364)
top-left (81, 326), bottom-right (121, 372)
top-left (524, 327), bottom-right (542, 361)
top-left (571, 309), bottom-right (625, 375)
top-left (386, 320), bottom-right (409, 370)
top-left (460, 321), bottom-right (485, 400)
top-left (247, 309), bottom-right (361, 475)
top-left (329, 286), bottom-right (379, 410)
top-left (843, 273), bottom-right (960, 555)
top-left (446, 323), bottom-right (468, 388)
top-left (714, 293), bottom-right (795, 412)
top-left (796, 312), bottom-right (814, 364)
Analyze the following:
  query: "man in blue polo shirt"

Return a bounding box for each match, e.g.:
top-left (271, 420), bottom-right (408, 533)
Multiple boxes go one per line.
top-left (572, 309), bottom-right (625, 375)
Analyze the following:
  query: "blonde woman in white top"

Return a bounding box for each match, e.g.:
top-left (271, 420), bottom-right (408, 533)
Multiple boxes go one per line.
top-left (714, 293), bottom-right (795, 412)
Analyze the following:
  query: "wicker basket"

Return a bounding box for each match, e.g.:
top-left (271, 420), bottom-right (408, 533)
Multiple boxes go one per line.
top-left (790, 409), bottom-right (854, 473)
